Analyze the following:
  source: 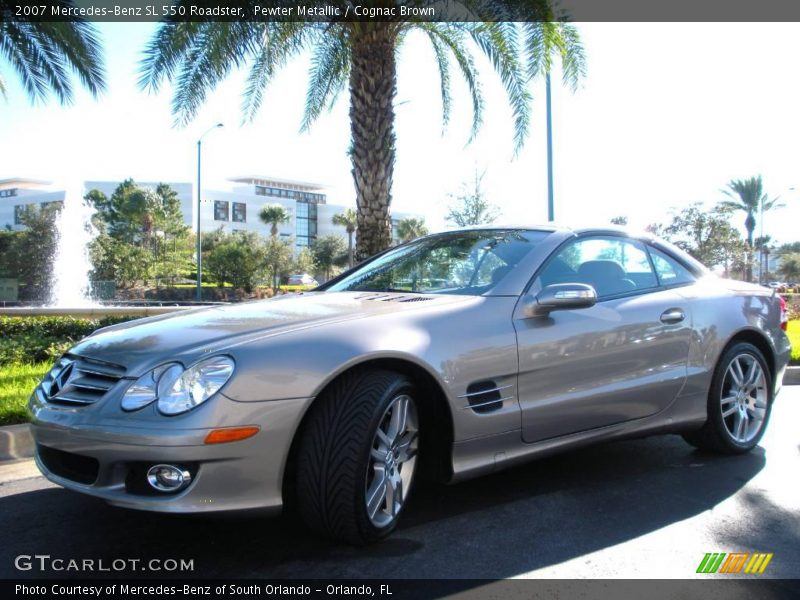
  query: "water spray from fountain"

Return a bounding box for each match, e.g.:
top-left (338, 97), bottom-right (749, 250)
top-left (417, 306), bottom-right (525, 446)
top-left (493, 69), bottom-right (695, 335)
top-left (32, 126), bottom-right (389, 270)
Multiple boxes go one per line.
top-left (48, 184), bottom-right (99, 308)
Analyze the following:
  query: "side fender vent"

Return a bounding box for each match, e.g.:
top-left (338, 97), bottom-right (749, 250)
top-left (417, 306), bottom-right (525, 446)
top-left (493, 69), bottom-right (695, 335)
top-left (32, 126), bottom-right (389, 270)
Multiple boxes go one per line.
top-left (460, 380), bottom-right (513, 414)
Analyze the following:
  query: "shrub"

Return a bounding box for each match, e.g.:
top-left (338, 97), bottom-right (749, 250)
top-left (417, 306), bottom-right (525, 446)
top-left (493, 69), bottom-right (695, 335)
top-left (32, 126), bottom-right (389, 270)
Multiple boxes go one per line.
top-left (784, 296), bottom-right (800, 322)
top-left (0, 316), bottom-right (138, 365)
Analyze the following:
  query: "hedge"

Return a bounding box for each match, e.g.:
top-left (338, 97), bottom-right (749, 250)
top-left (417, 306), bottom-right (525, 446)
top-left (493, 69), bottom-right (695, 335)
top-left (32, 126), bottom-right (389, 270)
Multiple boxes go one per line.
top-left (0, 315), bottom-right (139, 365)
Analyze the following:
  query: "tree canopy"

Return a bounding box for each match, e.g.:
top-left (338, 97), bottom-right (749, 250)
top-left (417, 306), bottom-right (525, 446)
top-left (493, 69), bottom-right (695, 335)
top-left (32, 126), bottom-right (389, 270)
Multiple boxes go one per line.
top-left (0, 6), bottom-right (106, 105)
top-left (446, 170), bottom-right (500, 227)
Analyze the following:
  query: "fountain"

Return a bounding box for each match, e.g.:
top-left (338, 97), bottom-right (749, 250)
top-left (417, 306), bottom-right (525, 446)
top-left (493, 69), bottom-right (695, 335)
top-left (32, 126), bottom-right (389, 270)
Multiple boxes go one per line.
top-left (48, 184), bottom-right (98, 308)
top-left (0, 182), bottom-right (186, 318)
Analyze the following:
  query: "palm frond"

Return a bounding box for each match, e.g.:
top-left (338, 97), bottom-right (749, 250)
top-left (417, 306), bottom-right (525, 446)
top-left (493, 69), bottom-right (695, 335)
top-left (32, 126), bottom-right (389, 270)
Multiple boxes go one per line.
top-left (301, 25), bottom-right (350, 132)
top-left (722, 176), bottom-right (764, 212)
top-left (35, 21), bottom-right (106, 98)
top-left (416, 23), bottom-right (484, 144)
top-left (762, 196), bottom-right (784, 212)
top-left (0, 10), bottom-right (105, 106)
top-left (174, 22), bottom-right (261, 126)
top-left (422, 28), bottom-right (453, 133)
top-left (522, 21), bottom-right (555, 82)
top-left (468, 21), bottom-right (531, 153)
top-left (242, 22), bottom-right (317, 123)
top-left (522, 21), bottom-right (586, 92)
top-left (138, 21), bottom-right (203, 93)
top-left (557, 22), bottom-right (587, 92)
top-left (0, 22), bottom-right (52, 103)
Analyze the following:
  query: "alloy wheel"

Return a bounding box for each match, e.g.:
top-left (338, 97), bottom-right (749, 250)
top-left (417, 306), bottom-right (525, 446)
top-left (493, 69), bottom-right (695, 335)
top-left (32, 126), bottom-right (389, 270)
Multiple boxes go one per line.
top-left (365, 393), bottom-right (419, 528)
top-left (720, 353), bottom-right (768, 444)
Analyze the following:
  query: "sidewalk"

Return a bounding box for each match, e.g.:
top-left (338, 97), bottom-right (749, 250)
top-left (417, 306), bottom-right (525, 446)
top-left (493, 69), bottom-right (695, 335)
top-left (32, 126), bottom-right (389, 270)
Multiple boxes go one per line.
top-left (0, 458), bottom-right (40, 484)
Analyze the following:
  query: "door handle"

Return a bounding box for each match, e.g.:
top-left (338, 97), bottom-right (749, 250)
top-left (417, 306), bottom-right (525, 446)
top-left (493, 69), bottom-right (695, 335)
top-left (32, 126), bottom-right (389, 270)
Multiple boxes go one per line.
top-left (660, 309), bottom-right (685, 324)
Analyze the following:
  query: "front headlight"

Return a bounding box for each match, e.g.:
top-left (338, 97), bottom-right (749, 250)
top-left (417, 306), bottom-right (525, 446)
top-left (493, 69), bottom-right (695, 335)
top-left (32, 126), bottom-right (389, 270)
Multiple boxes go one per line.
top-left (120, 356), bottom-right (235, 415)
top-left (157, 356), bottom-right (235, 416)
top-left (121, 363), bottom-right (178, 411)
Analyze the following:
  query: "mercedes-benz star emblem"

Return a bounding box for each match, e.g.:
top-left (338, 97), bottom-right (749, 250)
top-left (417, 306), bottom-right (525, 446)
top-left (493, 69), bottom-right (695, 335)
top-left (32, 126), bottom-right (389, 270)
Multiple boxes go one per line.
top-left (49, 363), bottom-right (75, 398)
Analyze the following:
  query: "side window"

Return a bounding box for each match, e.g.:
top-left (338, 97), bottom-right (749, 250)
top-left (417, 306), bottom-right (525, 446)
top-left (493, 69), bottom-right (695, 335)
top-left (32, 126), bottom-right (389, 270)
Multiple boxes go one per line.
top-left (537, 237), bottom-right (658, 299)
top-left (648, 247), bottom-right (696, 287)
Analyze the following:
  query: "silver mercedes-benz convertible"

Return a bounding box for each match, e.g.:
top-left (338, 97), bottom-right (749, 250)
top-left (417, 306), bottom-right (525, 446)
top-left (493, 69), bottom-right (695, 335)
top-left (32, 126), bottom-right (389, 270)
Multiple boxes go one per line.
top-left (29, 226), bottom-right (791, 544)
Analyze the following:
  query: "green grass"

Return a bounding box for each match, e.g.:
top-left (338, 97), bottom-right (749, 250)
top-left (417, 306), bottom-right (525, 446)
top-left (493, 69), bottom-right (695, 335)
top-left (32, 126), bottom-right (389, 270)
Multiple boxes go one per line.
top-left (787, 321), bottom-right (800, 365)
top-left (0, 362), bottom-right (49, 426)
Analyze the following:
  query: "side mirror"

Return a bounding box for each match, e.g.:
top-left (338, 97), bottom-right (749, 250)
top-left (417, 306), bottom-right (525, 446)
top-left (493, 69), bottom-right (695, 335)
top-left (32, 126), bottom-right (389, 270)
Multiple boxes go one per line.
top-left (522, 283), bottom-right (597, 318)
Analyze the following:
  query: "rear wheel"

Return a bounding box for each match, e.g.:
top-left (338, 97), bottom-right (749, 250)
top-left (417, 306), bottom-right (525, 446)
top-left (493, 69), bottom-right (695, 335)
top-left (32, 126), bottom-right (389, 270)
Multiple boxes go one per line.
top-left (296, 369), bottom-right (419, 544)
top-left (682, 342), bottom-right (772, 453)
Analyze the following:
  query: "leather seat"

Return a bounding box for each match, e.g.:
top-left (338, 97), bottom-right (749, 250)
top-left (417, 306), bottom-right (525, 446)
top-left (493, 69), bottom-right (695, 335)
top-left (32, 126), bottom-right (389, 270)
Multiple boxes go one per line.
top-left (576, 260), bottom-right (636, 297)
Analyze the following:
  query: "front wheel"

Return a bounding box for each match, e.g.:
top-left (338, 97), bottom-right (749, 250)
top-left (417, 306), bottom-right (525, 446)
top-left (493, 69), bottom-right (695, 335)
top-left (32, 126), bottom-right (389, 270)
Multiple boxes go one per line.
top-left (682, 342), bottom-right (772, 454)
top-left (296, 369), bottom-right (419, 544)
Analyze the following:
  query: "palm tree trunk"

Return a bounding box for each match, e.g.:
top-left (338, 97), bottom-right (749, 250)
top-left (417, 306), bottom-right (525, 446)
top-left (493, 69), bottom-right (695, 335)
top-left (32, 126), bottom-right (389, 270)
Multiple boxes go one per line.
top-left (745, 213), bottom-right (755, 281)
top-left (349, 25), bottom-right (397, 262)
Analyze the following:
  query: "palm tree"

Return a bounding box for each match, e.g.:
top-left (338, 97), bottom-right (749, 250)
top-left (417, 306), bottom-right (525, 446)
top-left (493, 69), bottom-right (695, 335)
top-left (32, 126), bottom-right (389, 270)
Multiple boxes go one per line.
top-left (0, 8), bottom-right (106, 104)
top-left (139, 6), bottom-right (586, 261)
top-left (721, 176), bottom-right (782, 280)
top-left (258, 203), bottom-right (290, 237)
top-left (332, 208), bottom-right (358, 267)
top-left (396, 217), bottom-right (429, 243)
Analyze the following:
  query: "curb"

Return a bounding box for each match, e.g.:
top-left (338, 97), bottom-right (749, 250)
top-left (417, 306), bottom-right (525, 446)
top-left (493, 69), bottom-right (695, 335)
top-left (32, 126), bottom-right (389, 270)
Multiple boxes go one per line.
top-left (784, 366), bottom-right (800, 386)
top-left (0, 424), bottom-right (34, 462)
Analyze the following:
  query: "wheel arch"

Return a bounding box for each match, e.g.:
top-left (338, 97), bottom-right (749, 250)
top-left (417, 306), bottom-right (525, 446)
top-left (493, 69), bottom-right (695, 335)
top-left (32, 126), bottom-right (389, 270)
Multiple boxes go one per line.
top-left (281, 355), bottom-right (455, 510)
top-left (720, 328), bottom-right (777, 388)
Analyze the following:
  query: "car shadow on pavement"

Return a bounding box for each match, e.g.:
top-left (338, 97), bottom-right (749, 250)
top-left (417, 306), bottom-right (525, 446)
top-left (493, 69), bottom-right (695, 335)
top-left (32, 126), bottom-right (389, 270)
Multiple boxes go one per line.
top-left (0, 434), bottom-right (766, 579)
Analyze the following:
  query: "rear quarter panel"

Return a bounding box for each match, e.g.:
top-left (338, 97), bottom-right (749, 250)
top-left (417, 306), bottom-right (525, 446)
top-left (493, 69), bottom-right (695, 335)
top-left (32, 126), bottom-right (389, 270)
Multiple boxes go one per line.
top-left (676, 277), bottom-right (790, 400)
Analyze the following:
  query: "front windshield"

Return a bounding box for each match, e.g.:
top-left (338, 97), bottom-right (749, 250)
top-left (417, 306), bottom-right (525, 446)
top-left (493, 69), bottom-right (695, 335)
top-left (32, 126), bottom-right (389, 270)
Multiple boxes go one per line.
top-left (324, 229), bottom-right (549, 295)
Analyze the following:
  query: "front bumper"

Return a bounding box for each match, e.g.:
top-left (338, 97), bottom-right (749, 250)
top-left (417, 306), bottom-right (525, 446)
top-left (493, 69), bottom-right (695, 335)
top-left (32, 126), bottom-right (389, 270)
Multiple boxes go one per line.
top-left (29, 389), bottom-right (313, 514)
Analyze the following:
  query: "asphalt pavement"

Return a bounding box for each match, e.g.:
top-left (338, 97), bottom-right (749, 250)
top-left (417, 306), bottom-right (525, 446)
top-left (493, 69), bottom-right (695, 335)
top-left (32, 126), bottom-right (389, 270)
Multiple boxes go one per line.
top-left (1, 387), bottom-right (798, 580)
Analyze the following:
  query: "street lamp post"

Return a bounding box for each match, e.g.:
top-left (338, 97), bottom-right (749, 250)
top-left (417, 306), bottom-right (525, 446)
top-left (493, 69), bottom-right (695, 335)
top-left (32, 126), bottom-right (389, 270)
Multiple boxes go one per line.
top-left (196, 123), bottom-right (224, 301)
top-left (545, 72), bottom-right (554, 222)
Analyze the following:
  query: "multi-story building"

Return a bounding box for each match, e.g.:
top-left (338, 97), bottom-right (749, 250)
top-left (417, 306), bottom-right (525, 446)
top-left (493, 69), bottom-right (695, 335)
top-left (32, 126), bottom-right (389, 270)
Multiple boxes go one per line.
top-left (1, 176), bottom-right (420, 253)
top-left (0, 178), bottom-right (66, 227)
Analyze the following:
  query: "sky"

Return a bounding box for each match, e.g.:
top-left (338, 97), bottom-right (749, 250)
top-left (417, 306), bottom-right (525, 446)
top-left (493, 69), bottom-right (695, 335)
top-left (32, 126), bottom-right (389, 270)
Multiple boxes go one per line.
top-left (2, 22), bottom-right (800, 244)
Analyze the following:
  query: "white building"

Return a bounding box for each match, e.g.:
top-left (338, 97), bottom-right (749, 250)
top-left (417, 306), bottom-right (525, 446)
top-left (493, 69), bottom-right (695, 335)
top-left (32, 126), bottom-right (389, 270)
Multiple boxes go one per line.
top-left (0, 178), bottom-right (66, 228)
top-left (1, 176), bottom-right (419, 253)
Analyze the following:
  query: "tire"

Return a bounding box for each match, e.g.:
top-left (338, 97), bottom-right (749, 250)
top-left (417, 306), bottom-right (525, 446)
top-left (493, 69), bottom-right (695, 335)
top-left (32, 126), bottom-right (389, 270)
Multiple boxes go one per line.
top-left (682, 342), bottom-right (773, 454)
top-left (296, 369), bottom-right (420, 545)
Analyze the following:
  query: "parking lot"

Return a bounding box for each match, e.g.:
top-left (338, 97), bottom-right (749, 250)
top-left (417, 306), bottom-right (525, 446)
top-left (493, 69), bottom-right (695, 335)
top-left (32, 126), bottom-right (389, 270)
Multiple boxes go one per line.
top-left (1, 386), bottom-right (798, 580)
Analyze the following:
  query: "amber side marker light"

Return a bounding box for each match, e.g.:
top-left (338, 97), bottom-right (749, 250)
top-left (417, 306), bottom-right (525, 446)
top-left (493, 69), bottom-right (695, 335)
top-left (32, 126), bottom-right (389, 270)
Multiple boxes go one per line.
top-left (204, 426), bottom-right (260, 444)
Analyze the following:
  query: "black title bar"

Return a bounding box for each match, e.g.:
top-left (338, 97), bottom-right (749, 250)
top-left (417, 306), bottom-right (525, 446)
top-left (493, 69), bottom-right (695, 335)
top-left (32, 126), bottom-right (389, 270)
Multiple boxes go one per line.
top-left (5, 0), bottom-right (800, 23)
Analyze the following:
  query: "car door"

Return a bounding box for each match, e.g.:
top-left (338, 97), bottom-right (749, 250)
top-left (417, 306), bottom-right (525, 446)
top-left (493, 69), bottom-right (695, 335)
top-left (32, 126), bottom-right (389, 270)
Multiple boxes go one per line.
top-left (514, 235), bottom-right (693, 443)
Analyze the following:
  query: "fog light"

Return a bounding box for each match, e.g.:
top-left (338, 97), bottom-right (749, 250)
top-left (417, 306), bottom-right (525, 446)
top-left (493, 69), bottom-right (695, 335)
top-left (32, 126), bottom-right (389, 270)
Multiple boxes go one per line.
top-left (146, 464), bottom-right (192, 492)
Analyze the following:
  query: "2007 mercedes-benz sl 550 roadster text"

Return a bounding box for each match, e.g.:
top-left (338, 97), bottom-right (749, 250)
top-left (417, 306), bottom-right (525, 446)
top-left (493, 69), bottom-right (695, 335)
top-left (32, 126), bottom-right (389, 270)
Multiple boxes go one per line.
top-left (30, 226), bottom-right (791, 544)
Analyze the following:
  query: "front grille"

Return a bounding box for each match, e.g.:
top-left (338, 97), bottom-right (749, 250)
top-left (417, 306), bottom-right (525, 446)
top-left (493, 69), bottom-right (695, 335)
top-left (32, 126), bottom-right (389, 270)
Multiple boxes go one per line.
top-left (41, 354), bottom-right (126, 407)
top-left (37, 444), bottom-right (99, 485)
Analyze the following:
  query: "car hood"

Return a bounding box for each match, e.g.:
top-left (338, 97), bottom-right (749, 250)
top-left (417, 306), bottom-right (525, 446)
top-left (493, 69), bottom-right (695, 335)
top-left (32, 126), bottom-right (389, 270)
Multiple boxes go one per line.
top-left (70, 292), bottom-right (468, 376)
